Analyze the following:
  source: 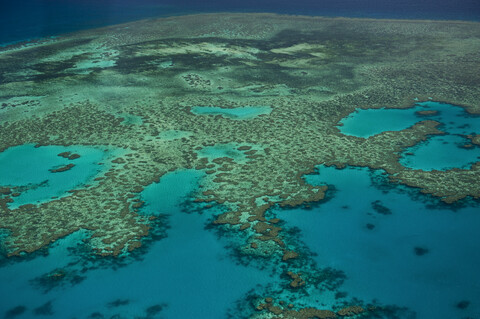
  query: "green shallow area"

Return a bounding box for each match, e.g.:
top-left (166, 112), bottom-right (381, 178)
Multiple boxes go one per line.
top-left (191, 106), bottom-right (272, 119)
top-left (157, 130), bottom-right (192, 140)
top-left (196, 143), bottom-right (262, 163)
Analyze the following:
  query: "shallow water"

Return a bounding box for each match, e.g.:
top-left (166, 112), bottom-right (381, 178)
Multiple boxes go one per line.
top-left (339, 101), bottom-right (480, 170)
top-left (275, 165), bottom-right (480, 319)
top-left (191, 106), bottom-right (272, 119)
top-left (339, 101), bottom-right (480, 138)
top-left (197, 143), bottom-right (250, 162)
top-left (1, 144), bottom-right (479, 318)
top-left (157, 130), bottom-right (192, 140)
top-left (118, 113), bottom-right (143, 125)
top-left (401, 134), bottom-right (480, 170)
top-left (0, 169), bottom-right (271, 318)
top-left (339, 107), bottom-right (421, 138)
top-left (0, 144), bottom-right (116, 209)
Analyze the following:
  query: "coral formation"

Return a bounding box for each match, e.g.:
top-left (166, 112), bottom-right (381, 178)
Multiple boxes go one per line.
top-left (0, 12), bottom-right (479, 316)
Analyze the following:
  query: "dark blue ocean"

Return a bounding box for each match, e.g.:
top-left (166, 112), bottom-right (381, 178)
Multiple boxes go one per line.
top-left (1, 0), bottom-right (480, 45)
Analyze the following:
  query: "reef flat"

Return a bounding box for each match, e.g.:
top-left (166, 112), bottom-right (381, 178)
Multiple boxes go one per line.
top-left (0, 13), bottom-right (480, 317)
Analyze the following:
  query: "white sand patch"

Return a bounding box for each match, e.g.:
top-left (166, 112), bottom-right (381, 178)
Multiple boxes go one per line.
top-left (136, 42), bottom-right (261, 60)
top-left (271, 43), bottom-right (327, 58)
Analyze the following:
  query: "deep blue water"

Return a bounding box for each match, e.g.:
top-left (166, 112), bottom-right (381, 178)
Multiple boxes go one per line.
top-left (1, 0), bottom-right (480, 45)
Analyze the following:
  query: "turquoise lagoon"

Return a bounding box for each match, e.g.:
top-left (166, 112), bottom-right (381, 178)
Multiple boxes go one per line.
top-left (275, 165), bottom-right (480, 319)
top-left (191, 106), bottom-right (272, 119)
top-left (401, 134), bottom-right (480, 170)
top-left (0, 144), bottom-right (118, 209)
top-left (339, 101), bottom-right (480, 170)
top-left (339, 101), bottom-right (480, 138)
top-left (0, 170), bottom-right (271, 318)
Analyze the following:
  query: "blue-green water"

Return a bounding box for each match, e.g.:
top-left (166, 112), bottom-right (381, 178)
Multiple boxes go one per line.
top-left (191, 106), bottom-right (272, 119)
top-left (0, 170), bottom-right (271, 318)
top-left (339, 101), bottom-right (480, 138)
top-left (401, 134), bottom-right (480, 171)
top-left (197, 143), bottom-right (251, 163)
top-left (339, 101), bottom-right (480, 170)
top-left (157, 130), bottom-right (192, 140)
top-left (339, 107), bottom-right (421, 138)
top-left (1, 157), bottom-right (479, 318)
top-left (276, 165), bottom-right (480, 319)
top-left (1, 101), bottom-right (480, 318)
top-left (0, 144), bottom-right (116, 209)
top-left (118, 113), bottom-right (143, 125)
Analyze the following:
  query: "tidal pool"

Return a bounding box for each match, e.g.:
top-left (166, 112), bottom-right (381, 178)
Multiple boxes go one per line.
top-left (339, 101), bottom-right (480, 170)
top-left (0, 169), bottom-right (271, 318)
top-left (275, 165), bottom-right (480, 319)
top-left (191, 106), bottom-right (272, 119)
top-left (0, 144), bottom-right (116, 209)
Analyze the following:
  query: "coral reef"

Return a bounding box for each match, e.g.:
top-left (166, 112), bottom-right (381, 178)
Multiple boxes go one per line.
top-left (0, 12), bottom-right (479, 316)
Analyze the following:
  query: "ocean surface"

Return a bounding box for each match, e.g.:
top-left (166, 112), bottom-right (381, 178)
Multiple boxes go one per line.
top-left (1, 0), bottom-right (480, 45)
